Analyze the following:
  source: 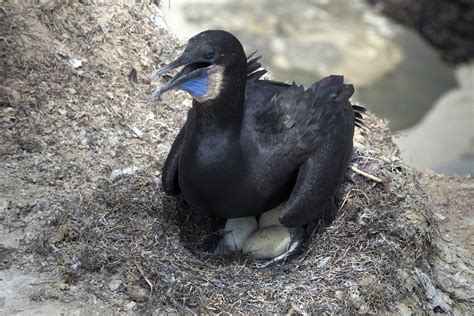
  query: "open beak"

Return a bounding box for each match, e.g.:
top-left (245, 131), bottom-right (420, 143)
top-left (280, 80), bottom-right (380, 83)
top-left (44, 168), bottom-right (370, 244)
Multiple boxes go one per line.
top-left (149, 53), bottom-right (214, 98)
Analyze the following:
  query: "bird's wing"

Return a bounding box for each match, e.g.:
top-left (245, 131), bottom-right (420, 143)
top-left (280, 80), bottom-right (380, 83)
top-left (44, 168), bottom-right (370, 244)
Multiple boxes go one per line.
top-left (251, 75), bottom-right (363, 227)
top-left (278, 132), bottom-right (353, 227)
top-left (162, 123), bottom-right (185, 195)
top-left (254, 75), bottom-right (356, 164)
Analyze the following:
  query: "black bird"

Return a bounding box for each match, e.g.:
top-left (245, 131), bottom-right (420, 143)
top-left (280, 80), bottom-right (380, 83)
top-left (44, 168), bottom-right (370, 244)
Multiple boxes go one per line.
top-left (150, 30), bottom-right (364, 259)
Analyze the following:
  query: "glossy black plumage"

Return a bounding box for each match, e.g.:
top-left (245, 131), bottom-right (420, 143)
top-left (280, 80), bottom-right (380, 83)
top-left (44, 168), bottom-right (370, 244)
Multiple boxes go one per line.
top-left (157, 30), bottom-right (364, 228)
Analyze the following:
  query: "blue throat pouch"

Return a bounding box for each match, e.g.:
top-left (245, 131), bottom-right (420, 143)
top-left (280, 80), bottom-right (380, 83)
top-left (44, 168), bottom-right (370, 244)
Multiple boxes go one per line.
top-left (178, 76), bottom-right (209, 97)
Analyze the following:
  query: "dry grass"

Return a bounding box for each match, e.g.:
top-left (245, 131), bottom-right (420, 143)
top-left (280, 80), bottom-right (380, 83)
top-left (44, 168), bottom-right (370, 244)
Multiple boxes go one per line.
top-left (1, 0), bottom-right (470, 314)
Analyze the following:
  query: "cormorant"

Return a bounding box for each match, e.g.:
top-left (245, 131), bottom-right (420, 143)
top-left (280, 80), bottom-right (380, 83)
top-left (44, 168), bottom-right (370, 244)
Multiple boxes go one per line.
top-left (149, 30), bottom-right (364, 261)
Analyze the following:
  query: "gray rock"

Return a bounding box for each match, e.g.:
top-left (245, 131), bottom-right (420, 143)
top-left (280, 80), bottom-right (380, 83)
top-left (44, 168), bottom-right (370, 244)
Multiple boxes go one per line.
top-left (396, 303), bottom-right (414, 316)
top-left (108, 279), bottom-right (122, 292)
top-left (68, 58), bottom-right (83, 69)
top-left (126, 285), bottom-right (148, 302)
top-left (243, 225), bottom-right (291, 259)
top-left (125, 301), bottom-right (137, 310)
top-left (415, 268), bottom-right (452, 313)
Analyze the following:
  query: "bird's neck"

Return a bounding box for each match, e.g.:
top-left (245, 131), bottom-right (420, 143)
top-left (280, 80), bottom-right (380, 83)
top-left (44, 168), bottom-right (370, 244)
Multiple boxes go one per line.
top-left (191, 66), bottom-right (246, 134)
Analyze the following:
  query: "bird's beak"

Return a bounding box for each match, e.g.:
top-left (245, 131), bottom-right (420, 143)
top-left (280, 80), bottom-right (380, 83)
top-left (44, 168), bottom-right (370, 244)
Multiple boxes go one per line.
top-left (149, 54), bottom-right (214, 98)
top-left (148, 55), bottom-right (186, 81)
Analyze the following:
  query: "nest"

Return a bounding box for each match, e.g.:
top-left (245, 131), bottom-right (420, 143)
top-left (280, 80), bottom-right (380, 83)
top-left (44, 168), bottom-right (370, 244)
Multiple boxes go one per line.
top-left (1, 0), bottom-right (471, 314)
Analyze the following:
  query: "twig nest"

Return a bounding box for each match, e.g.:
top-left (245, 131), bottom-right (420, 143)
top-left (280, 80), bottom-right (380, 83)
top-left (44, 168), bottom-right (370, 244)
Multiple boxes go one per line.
top-left (223, 216), bottom-right (258, 251)
top-left (258, 204), bottom-right (284, 229)
top-left (243, 225), bottom-right (291, 259)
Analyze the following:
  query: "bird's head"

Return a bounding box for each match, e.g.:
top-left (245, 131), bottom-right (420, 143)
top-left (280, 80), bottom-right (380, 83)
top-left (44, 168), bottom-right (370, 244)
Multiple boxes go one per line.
top-left (149, 30), bottom-right (246, 102)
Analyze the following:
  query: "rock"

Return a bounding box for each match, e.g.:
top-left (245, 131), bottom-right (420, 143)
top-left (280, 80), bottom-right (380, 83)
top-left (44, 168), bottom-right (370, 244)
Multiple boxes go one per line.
top-left (68, 58), bottom-right (83, 69)
top-left (55, 47), bottom-right (69, 58)
top-left (396, 302), bottom-right (414, 316)
top-left (49, 224), bottom-right (72, 243)
top-left (359, 275), bottom-right (377, 287)
top-left (152, 308), bottom-right (163, 316)
top-left (415, 268), bottom-right (453, 313)
top-left (125, 301), bottom-right (137, 311)
top-left (107, 132), bottom-right (119, 147)
top-left (0, 198), bottom-right (7, 213)
top-left (126, 285), bottom-right (148, 302)
top-left (345, 281), bottom-right (370, 313)
top-left (316, 256), bottom-right (331, 270)
top-left (108, 279), bottom-right (122, 291)
top-left (243, 225), bottom-right (291, 259)
top-left (55, 282), bottom-right (69, 291)
top-left (258, 204), bottom-right (284, 229)
top-left (131, 126), bottom-right (143, 138)
top-left (223, 217), bottom-right (258, 251)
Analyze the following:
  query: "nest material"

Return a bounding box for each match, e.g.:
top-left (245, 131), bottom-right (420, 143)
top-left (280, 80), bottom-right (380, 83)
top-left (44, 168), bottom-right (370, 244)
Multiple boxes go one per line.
top-left (1, 0), bottom-right (472, 314)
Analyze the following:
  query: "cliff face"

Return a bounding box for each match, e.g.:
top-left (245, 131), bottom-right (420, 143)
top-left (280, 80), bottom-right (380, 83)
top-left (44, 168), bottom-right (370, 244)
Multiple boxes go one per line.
top-left (369, 0), bottom-right (474, 64)
top-left (0, 1), bottom-right (472, 314)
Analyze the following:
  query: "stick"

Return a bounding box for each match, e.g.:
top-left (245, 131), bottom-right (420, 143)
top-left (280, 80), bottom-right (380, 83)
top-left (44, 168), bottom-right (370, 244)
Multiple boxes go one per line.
top-left (134, 261), bottom-right (154, 294)
top-left (350, 165), bottom-right (382, 183)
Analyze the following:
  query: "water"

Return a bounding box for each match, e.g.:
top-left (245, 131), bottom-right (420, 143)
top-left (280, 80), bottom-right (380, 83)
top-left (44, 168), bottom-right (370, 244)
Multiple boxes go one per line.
top-left (159, 0), bottom-right (473, 174)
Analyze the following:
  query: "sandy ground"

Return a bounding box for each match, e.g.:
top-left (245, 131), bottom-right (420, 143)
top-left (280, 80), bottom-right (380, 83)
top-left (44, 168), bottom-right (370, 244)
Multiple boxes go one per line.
top-left (418, 172), bottom-right (473, 254)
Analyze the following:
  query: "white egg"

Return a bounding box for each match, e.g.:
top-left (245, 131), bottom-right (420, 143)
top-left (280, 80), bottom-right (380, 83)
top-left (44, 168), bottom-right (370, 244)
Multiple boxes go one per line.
top-left (222, 216), bottom-right (258, 251)
top-left (243, 225), bottom-right (291, 259)
top-left (258, 203), bottom-right (284, 229)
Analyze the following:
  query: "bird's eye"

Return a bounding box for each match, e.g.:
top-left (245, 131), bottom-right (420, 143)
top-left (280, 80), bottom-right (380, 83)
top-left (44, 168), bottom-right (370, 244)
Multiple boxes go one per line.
top-left (206, 51), bottom-right (215, 59)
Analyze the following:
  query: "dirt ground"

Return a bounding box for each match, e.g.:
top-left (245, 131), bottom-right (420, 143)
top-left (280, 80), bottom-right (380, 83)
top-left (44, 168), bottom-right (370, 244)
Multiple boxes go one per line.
top-left (418, 172), bottom-right (473, 254)
top-left (1, 1), bottom-right (472, 314)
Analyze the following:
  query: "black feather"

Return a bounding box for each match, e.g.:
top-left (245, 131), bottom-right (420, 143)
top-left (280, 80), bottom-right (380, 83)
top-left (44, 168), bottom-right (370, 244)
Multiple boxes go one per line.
top-left (351, 105), bottom-right (366, 129)
top-left (246, 51), bottom-right (267, 81)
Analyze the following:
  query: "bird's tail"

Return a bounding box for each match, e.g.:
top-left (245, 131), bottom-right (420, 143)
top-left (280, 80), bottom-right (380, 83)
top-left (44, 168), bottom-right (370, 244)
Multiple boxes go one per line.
top-left (322, 75), bottom-right (366, 129)
top-left (352, 104), bottom-right (366, 129)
